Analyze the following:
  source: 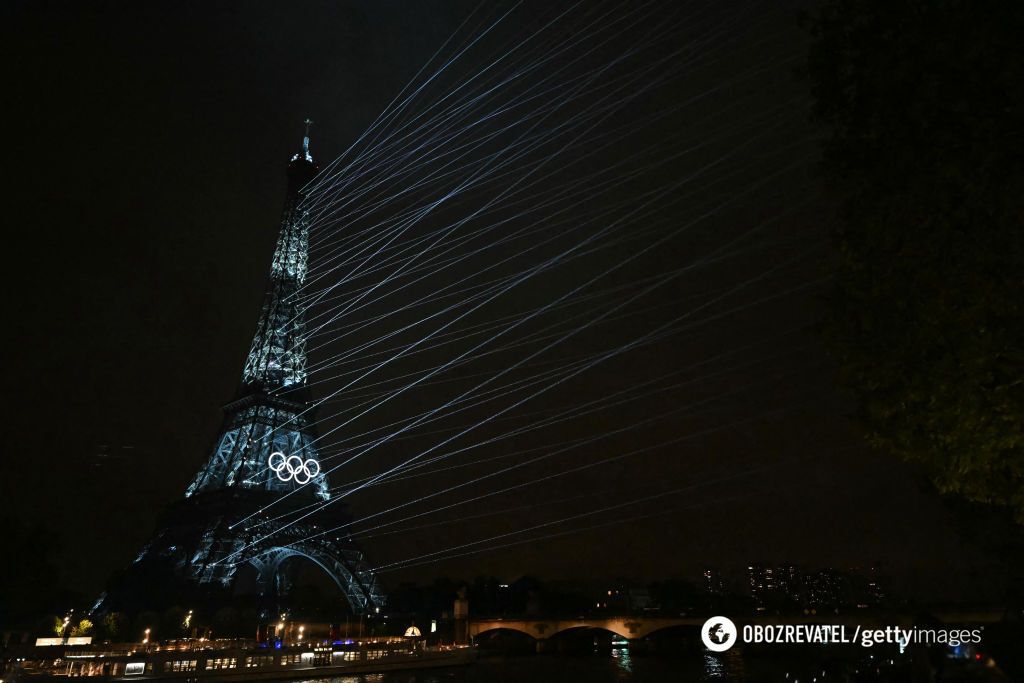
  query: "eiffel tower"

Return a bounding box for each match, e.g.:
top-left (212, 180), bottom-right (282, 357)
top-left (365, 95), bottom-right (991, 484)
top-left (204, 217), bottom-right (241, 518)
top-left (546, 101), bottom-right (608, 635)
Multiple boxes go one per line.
top-left (97, 123), bottom-right (386, 617)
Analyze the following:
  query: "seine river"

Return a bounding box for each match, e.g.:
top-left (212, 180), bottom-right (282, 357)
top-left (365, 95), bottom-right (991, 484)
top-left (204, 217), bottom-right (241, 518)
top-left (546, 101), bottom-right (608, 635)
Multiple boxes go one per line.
top-left (291, 650), bottom-right (799, 683)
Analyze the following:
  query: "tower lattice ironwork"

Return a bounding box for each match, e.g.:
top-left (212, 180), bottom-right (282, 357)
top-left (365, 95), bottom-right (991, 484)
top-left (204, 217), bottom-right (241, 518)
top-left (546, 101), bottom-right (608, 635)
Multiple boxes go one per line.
top-left (98, 124), bottom-right (386, 616)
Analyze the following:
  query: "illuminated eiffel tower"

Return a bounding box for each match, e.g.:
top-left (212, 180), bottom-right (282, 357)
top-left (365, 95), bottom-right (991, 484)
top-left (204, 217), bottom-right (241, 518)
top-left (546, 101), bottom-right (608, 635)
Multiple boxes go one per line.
top-left (97, 123), bottom-right (386, 616)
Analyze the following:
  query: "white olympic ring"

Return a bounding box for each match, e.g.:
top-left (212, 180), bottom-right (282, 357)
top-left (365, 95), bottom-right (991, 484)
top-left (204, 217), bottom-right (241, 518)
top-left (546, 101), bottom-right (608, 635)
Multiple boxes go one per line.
top-left (268, 451), bottom-right (320, 485)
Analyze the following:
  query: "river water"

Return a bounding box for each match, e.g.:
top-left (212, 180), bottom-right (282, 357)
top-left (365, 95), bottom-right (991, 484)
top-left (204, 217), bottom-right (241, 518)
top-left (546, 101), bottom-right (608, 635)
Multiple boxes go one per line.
top-left (288, 645), bottom-right (999, 681)
top-left (291, 649), bottom-right (821, 683)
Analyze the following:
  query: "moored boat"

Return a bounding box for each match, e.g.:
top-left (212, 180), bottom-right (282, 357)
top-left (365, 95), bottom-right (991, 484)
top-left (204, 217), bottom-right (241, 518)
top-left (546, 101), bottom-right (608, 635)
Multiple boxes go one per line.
top-left (1, 638), bottom-right (476, 680)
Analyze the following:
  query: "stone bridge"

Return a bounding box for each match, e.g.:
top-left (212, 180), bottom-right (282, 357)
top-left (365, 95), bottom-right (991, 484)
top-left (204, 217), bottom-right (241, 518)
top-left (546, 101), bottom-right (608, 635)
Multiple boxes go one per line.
top-left (469, 609), bottom-right (1003, 644)
top-left (470, 616), bottom-right (699, 642)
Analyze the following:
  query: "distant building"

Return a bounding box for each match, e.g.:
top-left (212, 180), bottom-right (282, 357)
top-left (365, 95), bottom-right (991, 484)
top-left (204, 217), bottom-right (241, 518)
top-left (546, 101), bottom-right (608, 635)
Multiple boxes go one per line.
top-left (803, 568), bottom-right (846, 607)
top-left (738, 563), bottom-right (888, 611)
top-left (747, 564), bottom-right (802, 607)
top-left (599, 583), bottom-right (652, 611)
top-left (703, 568), bottom-right (725, 595)
top-left (848, 566), bottom-right (887, 608)
top-left (866, 570), bottom-right (886, 604)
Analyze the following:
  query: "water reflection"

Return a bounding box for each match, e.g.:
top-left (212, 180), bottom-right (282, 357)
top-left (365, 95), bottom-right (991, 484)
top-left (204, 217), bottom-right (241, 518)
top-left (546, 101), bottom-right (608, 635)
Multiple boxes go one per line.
top-left (702, 649), bottom-right (745, 681)
top-left (610, 647), bottom-right (633, 674)
top-left (703, 652), bottom-right (726, 678)
top-left (301, 676), bottom-right (380, 683)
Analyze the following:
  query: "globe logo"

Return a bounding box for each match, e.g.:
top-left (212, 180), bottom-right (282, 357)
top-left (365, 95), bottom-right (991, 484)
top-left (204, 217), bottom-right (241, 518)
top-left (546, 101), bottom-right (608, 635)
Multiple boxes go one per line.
top-left (701, 616), bottom-right (738, 652)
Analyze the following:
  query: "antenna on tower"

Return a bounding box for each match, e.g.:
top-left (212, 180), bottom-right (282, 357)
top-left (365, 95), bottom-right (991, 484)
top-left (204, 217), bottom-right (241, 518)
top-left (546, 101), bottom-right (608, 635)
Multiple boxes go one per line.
top-left (303, 118), bottom-right (313, 157)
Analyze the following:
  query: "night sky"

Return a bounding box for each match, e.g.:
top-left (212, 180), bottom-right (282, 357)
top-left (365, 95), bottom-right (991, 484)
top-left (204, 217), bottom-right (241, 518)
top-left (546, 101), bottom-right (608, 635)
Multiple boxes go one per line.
top-left (2, 0), bottom-right (1001, 604)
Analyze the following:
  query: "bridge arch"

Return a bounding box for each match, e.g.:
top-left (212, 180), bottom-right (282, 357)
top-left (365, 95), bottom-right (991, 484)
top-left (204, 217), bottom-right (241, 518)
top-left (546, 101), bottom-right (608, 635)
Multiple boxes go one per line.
top-left (469, 617), bottom-right (698, 642)
top-left (250, 543), bottom-right (371, 613)
top-left (472, 624), bottom-right (538, 640)
top-left (546, 623), bottom-right (633, 640)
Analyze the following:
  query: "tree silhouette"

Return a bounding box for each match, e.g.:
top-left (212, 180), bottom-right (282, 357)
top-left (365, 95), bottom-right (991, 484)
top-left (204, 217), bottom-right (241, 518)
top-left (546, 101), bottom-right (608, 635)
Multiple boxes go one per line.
top-left (809, 0), bottom-right (1024, 518)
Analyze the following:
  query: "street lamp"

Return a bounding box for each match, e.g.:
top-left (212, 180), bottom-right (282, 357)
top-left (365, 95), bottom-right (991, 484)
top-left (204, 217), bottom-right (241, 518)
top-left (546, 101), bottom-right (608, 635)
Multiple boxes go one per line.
top-left (61, 609), bottom-right (74, 644)
top-left (142, 628), bottom-right (150, 645)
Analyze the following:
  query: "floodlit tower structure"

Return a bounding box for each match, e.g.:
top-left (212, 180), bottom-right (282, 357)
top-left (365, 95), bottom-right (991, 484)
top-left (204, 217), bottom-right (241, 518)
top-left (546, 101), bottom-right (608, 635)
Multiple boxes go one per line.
top-left (98, 122), bottom-right (385, 615)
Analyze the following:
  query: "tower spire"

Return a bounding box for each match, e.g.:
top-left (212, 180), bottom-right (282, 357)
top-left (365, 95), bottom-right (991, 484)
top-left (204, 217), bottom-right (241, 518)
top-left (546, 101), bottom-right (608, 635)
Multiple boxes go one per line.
top-left (238, 119), bottom-right (322, 392)
top-left (302, 118), bottom-right (313, 161)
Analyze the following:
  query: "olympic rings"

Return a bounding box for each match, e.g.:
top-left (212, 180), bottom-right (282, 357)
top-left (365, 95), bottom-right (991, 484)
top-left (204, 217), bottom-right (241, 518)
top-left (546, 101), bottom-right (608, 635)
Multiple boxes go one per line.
top-left (268, 451), bottom-right (321, 485)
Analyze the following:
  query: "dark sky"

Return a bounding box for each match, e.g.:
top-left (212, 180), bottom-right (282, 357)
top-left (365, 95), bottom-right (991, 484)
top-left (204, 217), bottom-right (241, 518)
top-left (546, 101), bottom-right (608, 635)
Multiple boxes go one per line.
top-left (2, 0), bottom-right (1001, 605)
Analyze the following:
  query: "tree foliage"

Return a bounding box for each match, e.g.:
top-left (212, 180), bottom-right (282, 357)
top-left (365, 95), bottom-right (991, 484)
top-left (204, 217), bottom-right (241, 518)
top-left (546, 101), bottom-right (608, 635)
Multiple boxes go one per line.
top-left (71, 618), bottom-right (94, 637)
top-left (808, 1), bottom-right (1024, 516)
top-left (102, 612), bottom-right (126, 639)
